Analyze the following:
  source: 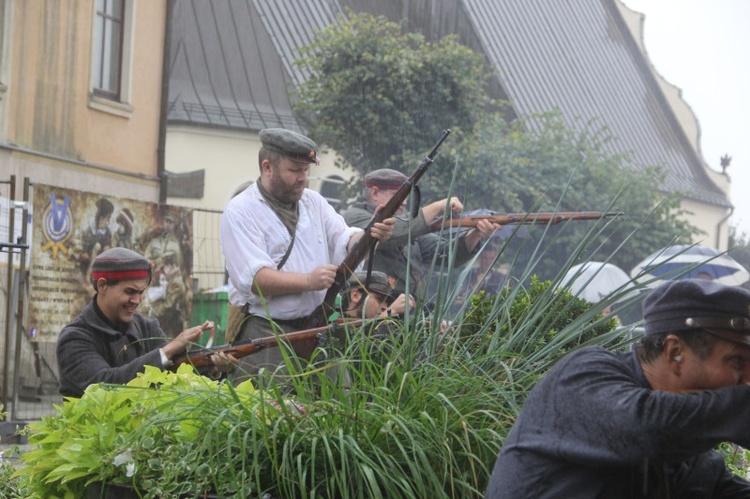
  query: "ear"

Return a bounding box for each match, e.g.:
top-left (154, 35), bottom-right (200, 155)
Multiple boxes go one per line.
top-left (95, 278), bottom-right (108, 293)
top-left (662, 334), bottom-right (685, 374)
top-left (260, 158), bottom-right (273, 175)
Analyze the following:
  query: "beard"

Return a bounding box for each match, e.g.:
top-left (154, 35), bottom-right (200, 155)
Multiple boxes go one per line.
top-left (269, 169), bottom-right (305, 204)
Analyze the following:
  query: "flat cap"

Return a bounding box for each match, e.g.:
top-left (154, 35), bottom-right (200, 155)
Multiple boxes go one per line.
top-left (347, 270), bottom-right (392, 297)
top-left (365, 168), bottom-right (408, 189)
top-left (259, 128), bottom-right (319, 164)
top-left (643, 279), bottom-right (750, 345)
top-left (91, 247), bottom-right (152, 282)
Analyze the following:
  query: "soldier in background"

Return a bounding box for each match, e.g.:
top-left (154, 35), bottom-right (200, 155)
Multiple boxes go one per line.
top-left (341, 168), bottom-right (499, 297)
top-left (150, 251), bottom-right (191, 338)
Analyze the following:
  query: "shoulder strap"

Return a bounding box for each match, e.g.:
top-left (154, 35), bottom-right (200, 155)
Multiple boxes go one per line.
top-left (277, 234), bottom-right (295, 270)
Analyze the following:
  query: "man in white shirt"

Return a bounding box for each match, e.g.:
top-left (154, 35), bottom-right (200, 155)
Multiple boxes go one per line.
top-left (220, 128), bottom-right (395, 379)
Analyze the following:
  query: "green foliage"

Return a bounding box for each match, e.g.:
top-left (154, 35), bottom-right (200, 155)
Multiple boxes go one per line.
top-left (432, 112), bottom-right (701, 280)
top-left (0, 448), bottom-right (26, 498)
top-left (293, 10), bottom-right (496, 178)
top-left (455, 276), bottom-right (622, 397)
top-left (719, 442), bottom-right (750, 479)
top-left (16, 365), bottom-right (263, 498)
top-left (293, 10), bottom-right (700, 279)
top-left (15, 272), bottom-right (625, 498)
top-left (461, 276), bottom-right (617, 353)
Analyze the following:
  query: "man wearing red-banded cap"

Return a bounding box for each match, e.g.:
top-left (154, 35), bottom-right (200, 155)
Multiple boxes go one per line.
top-left (56, 247), bottom-right (234, 398)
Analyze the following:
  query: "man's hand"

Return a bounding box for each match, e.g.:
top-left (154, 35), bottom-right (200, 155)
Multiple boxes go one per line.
top-left (423, 197), bottom-right (464, 224)
top-left (475, 218), bottom-right (501, 238)
top-left (463, 218), bottom-right (502, 252)
top-left (383, 293), bottom-right (416, 317)
top-left (209, 351), bottom-right (238, 372)
top-left (307, 264), bottom-right (338, 290)
top-left (370, 216), bottom-right (396, 242)
top-left (163, 320), bottom-right (214, 359)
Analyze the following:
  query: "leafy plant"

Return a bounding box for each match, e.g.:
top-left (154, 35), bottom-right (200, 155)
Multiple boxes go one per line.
top-left (293, 10), bottom-right (497, 180)
top-left (15, 272), bottom-right (624, 498)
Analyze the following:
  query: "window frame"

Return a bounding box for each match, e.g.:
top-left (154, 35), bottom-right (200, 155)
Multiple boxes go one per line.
top-left (89, 0), bottom-right (135, 117)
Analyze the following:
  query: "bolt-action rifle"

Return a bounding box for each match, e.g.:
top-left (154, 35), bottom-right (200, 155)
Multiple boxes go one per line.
top-left (428, 210), bottom-right (624, 233)
top-left (300, 129), bottom-right (453, 334)
top-left (174, 319), bottom-right (367, 369)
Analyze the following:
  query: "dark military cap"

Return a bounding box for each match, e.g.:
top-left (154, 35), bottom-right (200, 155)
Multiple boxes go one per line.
top-left (91, 247), bottom-right (152, 283)
top-left (347, 270), bottom-right (392, 297)
top-left (365, 168), bottom-right (408, 189)
top-left (643, 279), bottom-right (750, 345)
top-left (259, 128), bottom-right (319, 164)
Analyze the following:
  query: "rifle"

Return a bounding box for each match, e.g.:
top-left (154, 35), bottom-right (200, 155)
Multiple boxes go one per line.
top-left (174, 319), bottom-right (366, 369)
top-left (302, 129), bottom-right (453, 331)
top-left (428, 210), bottom-right (624, 233)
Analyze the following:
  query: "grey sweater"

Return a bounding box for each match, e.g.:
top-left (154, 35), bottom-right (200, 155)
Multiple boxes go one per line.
top-left (486, 346), bottom-right (750, 498)
top-left (342, 201), bottom-right (476, 295)
top-left (56, 299), bottom-right (168, 398)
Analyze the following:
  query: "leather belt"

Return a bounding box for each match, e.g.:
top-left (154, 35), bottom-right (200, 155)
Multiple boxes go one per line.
top-left (268, 316), bottom-right (309, 330)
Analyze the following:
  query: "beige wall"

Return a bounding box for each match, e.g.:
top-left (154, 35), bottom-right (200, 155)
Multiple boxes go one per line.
top-left (681, 198), bottom-right (731, 251)
top-left (4, 0), bottom-right (165, 183)
top-left (165, 126), bottom-right (353, 211)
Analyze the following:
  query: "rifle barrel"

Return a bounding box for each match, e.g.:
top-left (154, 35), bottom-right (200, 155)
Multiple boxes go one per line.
top-left (173, 319), bottom-right (367, 368)
top-left (430, 211), bottom-right (623, 231)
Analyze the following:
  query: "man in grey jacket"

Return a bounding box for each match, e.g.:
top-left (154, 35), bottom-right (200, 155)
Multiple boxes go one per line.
top-left (341, 168), bottom-right (498, 296)
top-left (56, 247), bottom-right (231, 398)
top-left (486, 279), bottom-right (750, 498)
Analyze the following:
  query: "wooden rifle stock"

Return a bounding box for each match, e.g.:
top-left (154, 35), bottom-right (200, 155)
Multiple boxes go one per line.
top-left (428, 210), bottom-right (624, 232)
top-left (303, 129), bottom-right (453, 329)
top-left (173, 319), bottom-right (366, 369)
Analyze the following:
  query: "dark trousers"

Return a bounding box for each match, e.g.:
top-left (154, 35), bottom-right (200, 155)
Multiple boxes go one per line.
top-left (231, 315), bottom-right (318, 387)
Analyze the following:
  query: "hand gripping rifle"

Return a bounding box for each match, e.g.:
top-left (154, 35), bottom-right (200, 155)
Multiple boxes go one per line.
top-left (427, 210), bottom-right (624, 233)
top-left (173, 319), bottom-right (366, 369)
top-left (302, 129), bottom-right (453, 331)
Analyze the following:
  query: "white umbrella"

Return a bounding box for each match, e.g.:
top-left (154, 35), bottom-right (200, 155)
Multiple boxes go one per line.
top-left (630, 244), bottom-right (750, 287)
top-left (560, 261), bottom-right (634, 303)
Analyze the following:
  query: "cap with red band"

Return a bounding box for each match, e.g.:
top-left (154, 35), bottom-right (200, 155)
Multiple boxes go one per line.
top-left (91, 247), bottom-right (153, 282)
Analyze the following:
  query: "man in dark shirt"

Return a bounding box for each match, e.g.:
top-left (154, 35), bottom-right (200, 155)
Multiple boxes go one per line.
top-left (57, 247), bottom-right (232, 398)
top-left (486, 278), bottom-right (750, 498)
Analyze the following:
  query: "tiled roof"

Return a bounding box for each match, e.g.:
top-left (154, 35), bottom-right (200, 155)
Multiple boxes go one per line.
top-left (166, 0), bottom-right (729, 207)
top-left (457, 0), bottom-right (727, 206)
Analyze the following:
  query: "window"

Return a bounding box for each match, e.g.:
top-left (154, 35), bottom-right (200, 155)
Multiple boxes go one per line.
top-left (89, 0), bottom-right (134, 117)
top-left (91, 0), bottom-right (125, 100)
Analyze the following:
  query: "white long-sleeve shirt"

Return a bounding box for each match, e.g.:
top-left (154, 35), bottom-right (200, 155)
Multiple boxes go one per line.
top-left (220, 182), bottom-right (361, 319)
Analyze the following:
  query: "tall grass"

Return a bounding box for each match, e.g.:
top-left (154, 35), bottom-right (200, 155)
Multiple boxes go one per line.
top-left (16, 181), bottom-right (652, 497)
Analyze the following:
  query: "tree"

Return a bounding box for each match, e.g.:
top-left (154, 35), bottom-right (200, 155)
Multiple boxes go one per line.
top-left (293, 10), bottom-right (495, 177)
top-left (435, 112), bottom-right (701, 279)
top-left (293, 12), bottom-right (701, 282)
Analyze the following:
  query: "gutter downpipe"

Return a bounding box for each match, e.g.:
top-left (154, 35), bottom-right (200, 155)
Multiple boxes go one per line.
top-left (157, 0), bottom-right (174, 204)
top-left (717, 206), bottom-right (733, 249)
